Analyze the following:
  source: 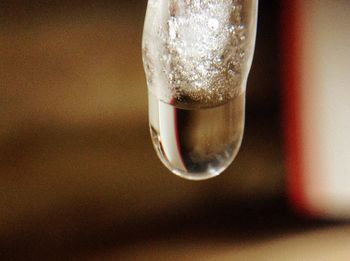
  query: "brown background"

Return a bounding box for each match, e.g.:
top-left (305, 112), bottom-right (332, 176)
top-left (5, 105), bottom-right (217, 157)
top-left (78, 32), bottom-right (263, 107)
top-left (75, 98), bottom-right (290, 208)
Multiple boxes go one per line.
top-left (1, 1), bottom-right (348, 260)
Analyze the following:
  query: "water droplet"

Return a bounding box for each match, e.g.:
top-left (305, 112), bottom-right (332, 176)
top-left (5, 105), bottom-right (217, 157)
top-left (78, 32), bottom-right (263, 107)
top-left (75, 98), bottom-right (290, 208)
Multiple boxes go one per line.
top-left (142, 0), bottom-right (257, 180)
top-left (148, 92), bottom-right (245, 180)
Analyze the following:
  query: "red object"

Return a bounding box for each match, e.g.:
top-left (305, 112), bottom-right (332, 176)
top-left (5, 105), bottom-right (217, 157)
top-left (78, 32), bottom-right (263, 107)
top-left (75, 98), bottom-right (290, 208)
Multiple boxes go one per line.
top-left (282, 0), bottom-right (350, 219)
top-left (281, 1), bottom-right (318, 217)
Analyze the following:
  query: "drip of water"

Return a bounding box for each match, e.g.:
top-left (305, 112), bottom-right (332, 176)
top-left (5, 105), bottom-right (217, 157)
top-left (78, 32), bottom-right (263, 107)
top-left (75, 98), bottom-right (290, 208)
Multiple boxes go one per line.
top-left (142, 0), bottom-right (258, 180)
top-left (149, 91), bottom-right (245, 180)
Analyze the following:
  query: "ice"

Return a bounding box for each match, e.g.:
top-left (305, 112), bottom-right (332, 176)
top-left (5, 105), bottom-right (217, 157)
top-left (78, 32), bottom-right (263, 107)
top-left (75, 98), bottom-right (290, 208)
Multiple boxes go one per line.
top-left (143, 0), bottom-right (248, 107)
top-left (165, 0), bottom-right (246, 105)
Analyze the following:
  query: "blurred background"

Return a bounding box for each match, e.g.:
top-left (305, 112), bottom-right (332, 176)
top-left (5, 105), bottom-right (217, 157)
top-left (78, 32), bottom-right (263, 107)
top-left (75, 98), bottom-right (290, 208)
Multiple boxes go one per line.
top-left (1, 0), bottom-right (349, 260)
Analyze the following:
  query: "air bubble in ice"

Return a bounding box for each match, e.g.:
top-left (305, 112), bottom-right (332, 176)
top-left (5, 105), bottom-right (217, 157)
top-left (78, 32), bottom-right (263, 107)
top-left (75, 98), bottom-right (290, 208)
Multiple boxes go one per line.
top-left (208, 18), bottom-right (219, 30)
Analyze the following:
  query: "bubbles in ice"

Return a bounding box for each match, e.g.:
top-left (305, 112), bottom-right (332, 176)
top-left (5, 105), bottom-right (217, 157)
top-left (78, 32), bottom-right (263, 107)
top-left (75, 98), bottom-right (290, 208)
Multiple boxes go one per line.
top-left (208, 18), bottom-right (219, 30)
top-left (143, 0), bottom-right (247, 107)
top-left (163, 0), bottom-right (246, 106)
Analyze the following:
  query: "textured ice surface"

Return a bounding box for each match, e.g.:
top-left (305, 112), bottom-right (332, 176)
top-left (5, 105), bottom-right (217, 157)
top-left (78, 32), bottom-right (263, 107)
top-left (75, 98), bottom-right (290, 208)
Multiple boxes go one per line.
top-left (143, 0), bottom-right (247, 107)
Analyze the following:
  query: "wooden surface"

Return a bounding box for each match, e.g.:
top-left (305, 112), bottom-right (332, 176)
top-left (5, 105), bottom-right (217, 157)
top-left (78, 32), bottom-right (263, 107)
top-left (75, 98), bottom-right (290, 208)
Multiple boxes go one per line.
top-left (89, 225), bottom-right (350, 261)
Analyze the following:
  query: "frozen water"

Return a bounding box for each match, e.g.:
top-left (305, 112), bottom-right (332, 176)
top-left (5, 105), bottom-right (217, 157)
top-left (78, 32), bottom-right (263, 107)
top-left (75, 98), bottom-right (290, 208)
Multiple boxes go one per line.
top-left (143, 0), bottom-right (250, 107)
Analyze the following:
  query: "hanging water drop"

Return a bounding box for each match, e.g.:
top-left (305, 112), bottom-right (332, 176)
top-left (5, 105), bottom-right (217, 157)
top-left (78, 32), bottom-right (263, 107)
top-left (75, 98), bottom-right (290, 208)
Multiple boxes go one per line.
top-left (142, 0), bottom-right (258, 180)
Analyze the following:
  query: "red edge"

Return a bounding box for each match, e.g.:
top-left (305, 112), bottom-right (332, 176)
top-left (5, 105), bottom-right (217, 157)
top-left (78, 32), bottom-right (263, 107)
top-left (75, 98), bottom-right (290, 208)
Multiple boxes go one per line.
top-left (281, 1), bottom-right (315, 217)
